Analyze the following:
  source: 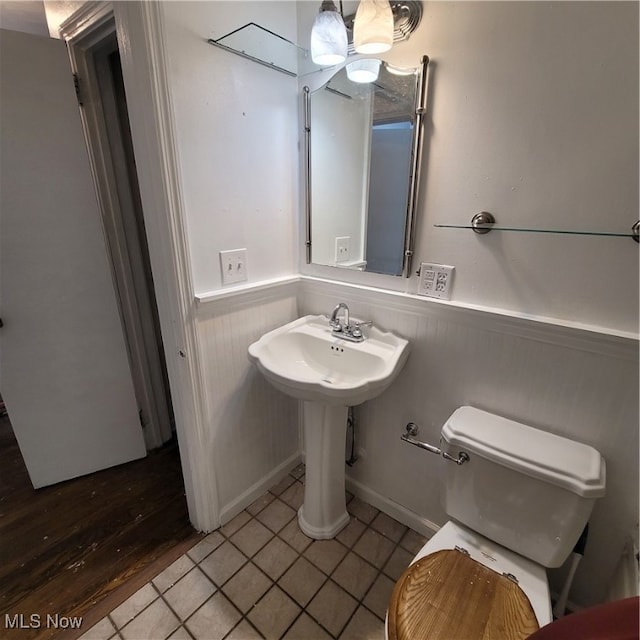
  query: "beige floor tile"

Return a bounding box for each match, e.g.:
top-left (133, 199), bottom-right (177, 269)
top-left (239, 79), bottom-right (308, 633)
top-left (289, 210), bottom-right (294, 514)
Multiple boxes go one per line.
top-left (278, 519), bottom-right (313, 553)
top-left (247, 586), bottom-right (301, 639)
top-left (336, 517), bottom-right (366, 549)
top-left (110, 583), bottom-right (158, 629)
top-left (304, 539), bottom-right (348, 575)
top-left (246, 491), bottom-right (275, 516)
top-left (224, 620), bottom-right (263, 639)
top-left (185, 592), bottom-right (241, 640)
top-left (339, 606), bottom-right (385, 640)
top-left (167, 625), bottom-right (193, 640)
top-left (399, 528), bottom-right (429, 555)
top-left (222, 562), bottom-right (272, 613)
top-left (270, 473), bottom-right (296, 496)
top-left (199, 541), bottom-right (247, 587)
top-left (230, 518), bottom-right (273, 557)
top-left (255, 498), bottom-right (296, 533)
top-left (283, 613), bottom-right (332, 639)
top-left (363, 573), bottom-right (395, 621)
top-left (253, 536), bottom-right (298, 580)
top-left (353, 529), bottom-right (395, 569)
top-left (382, 546), bottom-right (413, 581)
top-left (332, 552), bottom-right (378, 600)
top-left (278, 557), bottom-right (326, 607)
top-left (370, 512), bottom-right (407, 543)
top-left (307, 580), bottom-right (358, 638)
top-left (78, 616), bottom-right (115, 640)
top-left (187, 531), bottom-right (225, 563)
top-left (164, 567), bottom-right (216, 620)
top-left (220, 511), bottom-right (252, 537)
top-left (153, 554), bottom-right (196, 593)
top-left (120, 598), bottom-right (179, 640)
top-left (278, 481), bottom-right (304, 510)
top-left (347, 498), bottom-right (379, 524)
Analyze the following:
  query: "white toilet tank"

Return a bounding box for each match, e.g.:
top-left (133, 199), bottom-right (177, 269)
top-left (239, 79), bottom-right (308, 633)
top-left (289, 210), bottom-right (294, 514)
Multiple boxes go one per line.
top-left (440, 406), bottom-right (606, 568)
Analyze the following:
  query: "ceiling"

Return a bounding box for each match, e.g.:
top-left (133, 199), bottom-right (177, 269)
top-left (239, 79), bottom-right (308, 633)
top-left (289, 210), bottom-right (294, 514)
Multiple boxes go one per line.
top-left (0, 1), bottom-right (49, 37)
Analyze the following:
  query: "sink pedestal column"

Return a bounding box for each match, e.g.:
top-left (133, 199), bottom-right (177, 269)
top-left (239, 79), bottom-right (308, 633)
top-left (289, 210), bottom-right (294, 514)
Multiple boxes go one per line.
top-left (298, 401), bottom-right (350, 539)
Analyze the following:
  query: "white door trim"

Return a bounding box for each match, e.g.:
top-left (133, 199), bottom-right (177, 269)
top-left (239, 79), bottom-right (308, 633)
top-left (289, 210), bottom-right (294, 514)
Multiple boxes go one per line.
top-left (59, 1), bottom-right (219, 531)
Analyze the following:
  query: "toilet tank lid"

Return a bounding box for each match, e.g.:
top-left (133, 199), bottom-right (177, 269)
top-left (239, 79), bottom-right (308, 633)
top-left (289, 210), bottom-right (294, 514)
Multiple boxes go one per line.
top-left (442, 407), bottom-right (606, 498)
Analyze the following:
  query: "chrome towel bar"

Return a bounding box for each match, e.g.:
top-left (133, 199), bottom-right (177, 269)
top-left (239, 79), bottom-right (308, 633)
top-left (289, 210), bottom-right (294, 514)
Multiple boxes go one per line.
top-left (401, 422), bottom-right (469, 465)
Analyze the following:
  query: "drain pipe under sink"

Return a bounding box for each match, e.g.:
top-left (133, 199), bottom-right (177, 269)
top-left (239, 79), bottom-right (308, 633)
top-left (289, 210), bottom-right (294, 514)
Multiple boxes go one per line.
top-left (346, 407), bottom-right (358, 466)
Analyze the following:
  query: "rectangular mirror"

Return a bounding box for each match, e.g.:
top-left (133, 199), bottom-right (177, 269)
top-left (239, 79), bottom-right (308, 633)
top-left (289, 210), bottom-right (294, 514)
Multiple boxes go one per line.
top-left (303, 56), bottom-right (428, 277)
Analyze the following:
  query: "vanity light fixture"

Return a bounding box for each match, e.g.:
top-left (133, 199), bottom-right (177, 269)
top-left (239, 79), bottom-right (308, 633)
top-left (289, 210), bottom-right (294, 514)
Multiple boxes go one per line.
top-left (310, 0), bottom-right (348, 65)
top-left (346, 58), bottom-right (382, 83)
top-left (353, 0), bottom-right (394, 54)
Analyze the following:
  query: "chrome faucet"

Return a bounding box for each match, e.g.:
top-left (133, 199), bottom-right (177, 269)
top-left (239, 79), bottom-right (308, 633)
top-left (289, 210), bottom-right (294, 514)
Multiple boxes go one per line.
top-left (327, 303), bottom-right (372, 342)
top-left (329, 302), bottom-right (350, 332)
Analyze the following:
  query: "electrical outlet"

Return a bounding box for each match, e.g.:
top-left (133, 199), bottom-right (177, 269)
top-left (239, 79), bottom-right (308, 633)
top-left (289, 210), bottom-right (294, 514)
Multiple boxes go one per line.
top-left (219, 248), bottom-right (248, 285)
top-left (335, 236), bottom-right (350, 263)
top-left (418, 262), bottom-right (454, 300)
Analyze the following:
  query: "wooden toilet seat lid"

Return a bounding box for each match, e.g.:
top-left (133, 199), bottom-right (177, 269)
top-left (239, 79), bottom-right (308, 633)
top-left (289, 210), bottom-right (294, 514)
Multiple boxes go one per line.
top-left (388, 549), bottom-right (540, 640)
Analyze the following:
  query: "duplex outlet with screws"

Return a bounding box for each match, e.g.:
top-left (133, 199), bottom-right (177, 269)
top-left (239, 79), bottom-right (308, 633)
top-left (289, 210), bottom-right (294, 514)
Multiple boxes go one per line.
top-left (418, 262), bottom-right (455, 300)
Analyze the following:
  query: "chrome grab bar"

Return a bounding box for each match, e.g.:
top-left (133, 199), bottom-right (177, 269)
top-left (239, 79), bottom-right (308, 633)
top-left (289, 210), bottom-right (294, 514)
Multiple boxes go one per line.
top-left (401, 422), bottom-right (470, 465)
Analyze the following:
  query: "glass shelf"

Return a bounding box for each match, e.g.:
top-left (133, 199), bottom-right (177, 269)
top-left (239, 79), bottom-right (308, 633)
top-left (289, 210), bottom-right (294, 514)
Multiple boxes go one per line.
top-left (207, 22), bottom-right (324, 78)
top-left (434, 224), bottom-right (637, 239)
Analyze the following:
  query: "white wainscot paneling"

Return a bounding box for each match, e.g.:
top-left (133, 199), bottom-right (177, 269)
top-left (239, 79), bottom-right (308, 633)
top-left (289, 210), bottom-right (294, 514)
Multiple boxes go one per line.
top-left (297, 277), bottom-right (639, 608)
top-left (196, 283), bottom-right (301, 524)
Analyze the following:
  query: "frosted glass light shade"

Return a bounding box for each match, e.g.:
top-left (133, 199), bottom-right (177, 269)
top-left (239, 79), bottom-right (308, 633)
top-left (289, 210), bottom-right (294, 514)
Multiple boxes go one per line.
top-left (354, 0), bottom-right (394, 54)
top-left (346, 58), bottom-right (381, 83)
top-left (311, 3), bottom-right (348, 66)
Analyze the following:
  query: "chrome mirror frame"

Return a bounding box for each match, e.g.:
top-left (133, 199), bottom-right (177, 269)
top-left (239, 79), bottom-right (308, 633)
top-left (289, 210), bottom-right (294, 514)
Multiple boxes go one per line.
top-left (303, 54), bottom-right (430, 278)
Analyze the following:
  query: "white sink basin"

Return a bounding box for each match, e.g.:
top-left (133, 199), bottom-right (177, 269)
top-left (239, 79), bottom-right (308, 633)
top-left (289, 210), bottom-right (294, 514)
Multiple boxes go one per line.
top-left (248, 314), bottom-right (409, 406)
top-left (248, 312), bottom-right (410, 540)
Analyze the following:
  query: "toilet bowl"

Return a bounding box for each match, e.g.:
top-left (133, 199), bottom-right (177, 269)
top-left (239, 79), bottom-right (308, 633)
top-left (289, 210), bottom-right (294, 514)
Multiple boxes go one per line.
top-left (385, 406), bottom-right (606, 640)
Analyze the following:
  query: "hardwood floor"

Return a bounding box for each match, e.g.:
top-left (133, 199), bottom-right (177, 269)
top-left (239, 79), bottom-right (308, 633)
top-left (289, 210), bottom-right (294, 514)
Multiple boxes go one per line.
top-left (0, 411), bottom-right (200, 640)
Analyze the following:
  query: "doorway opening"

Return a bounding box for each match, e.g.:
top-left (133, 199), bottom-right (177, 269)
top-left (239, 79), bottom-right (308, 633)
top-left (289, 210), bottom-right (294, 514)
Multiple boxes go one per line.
top-left (81, 28), bottom-right (175, 451)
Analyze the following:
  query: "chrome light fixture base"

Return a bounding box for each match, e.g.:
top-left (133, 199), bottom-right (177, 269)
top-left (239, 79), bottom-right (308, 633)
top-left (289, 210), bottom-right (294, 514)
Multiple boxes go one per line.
top-left (344, 1), bottom-right (423, 53)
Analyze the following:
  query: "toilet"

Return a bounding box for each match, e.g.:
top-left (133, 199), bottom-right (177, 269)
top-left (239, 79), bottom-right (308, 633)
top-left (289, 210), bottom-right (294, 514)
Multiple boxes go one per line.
top-left (387, 406), bottom-right (606, 640)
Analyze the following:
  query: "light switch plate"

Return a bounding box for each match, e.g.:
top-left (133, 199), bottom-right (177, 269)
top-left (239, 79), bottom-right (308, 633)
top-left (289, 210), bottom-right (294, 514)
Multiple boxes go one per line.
top-left (220, 248), bottom-right (248, 285)
top-left (418, 262), bottom-right (454, 300)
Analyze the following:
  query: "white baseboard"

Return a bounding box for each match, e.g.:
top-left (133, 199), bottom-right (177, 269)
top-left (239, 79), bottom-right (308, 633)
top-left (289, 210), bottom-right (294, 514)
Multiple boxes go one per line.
top-left (219, 452), bottom-right (302, 526)
top-left (345, 476), bottom-right (440, 540)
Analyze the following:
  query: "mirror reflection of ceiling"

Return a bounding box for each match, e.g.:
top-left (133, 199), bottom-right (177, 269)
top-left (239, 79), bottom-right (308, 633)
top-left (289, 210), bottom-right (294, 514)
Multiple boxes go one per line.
top-left (325, 63), bottom-right (417, 124)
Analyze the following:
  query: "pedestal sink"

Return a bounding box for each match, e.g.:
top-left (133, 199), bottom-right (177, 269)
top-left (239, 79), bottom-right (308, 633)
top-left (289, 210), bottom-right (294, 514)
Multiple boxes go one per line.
top-left (248, 314), bottom-right (409, 539)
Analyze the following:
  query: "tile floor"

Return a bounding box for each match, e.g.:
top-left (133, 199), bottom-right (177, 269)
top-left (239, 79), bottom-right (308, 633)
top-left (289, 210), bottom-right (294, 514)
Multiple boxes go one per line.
top-left (79, 464), bottom-right (428, 640)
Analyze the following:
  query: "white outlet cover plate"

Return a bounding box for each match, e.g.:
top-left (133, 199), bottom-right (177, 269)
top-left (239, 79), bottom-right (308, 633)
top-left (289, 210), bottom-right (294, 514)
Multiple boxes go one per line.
top-left (335, 236), bottom-right (350, 263)
top-left (418, 262), bottom-right (454, 300)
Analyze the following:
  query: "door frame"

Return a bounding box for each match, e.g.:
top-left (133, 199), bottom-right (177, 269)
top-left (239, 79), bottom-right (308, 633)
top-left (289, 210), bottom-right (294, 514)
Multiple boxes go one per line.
top-left (59, 1), bottom-right (219, 532)
top-left (60, 16), bottom-right (173, 451)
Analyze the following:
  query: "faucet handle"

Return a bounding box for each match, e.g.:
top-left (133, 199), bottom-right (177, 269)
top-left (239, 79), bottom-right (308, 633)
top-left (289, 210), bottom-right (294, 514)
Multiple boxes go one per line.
top-left (324, 314), bottom-right (343, 331)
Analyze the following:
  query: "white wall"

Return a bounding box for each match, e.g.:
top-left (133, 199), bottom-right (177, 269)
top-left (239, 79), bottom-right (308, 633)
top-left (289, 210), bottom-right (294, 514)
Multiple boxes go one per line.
top-left (196, 287), bottom-right (300, 522)
top-left (159, 1), bottom-right (304, 525)
top-left (301, 1), bottom-right (639, 336)
top-left (161, 1), bottom-right (299, 296)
